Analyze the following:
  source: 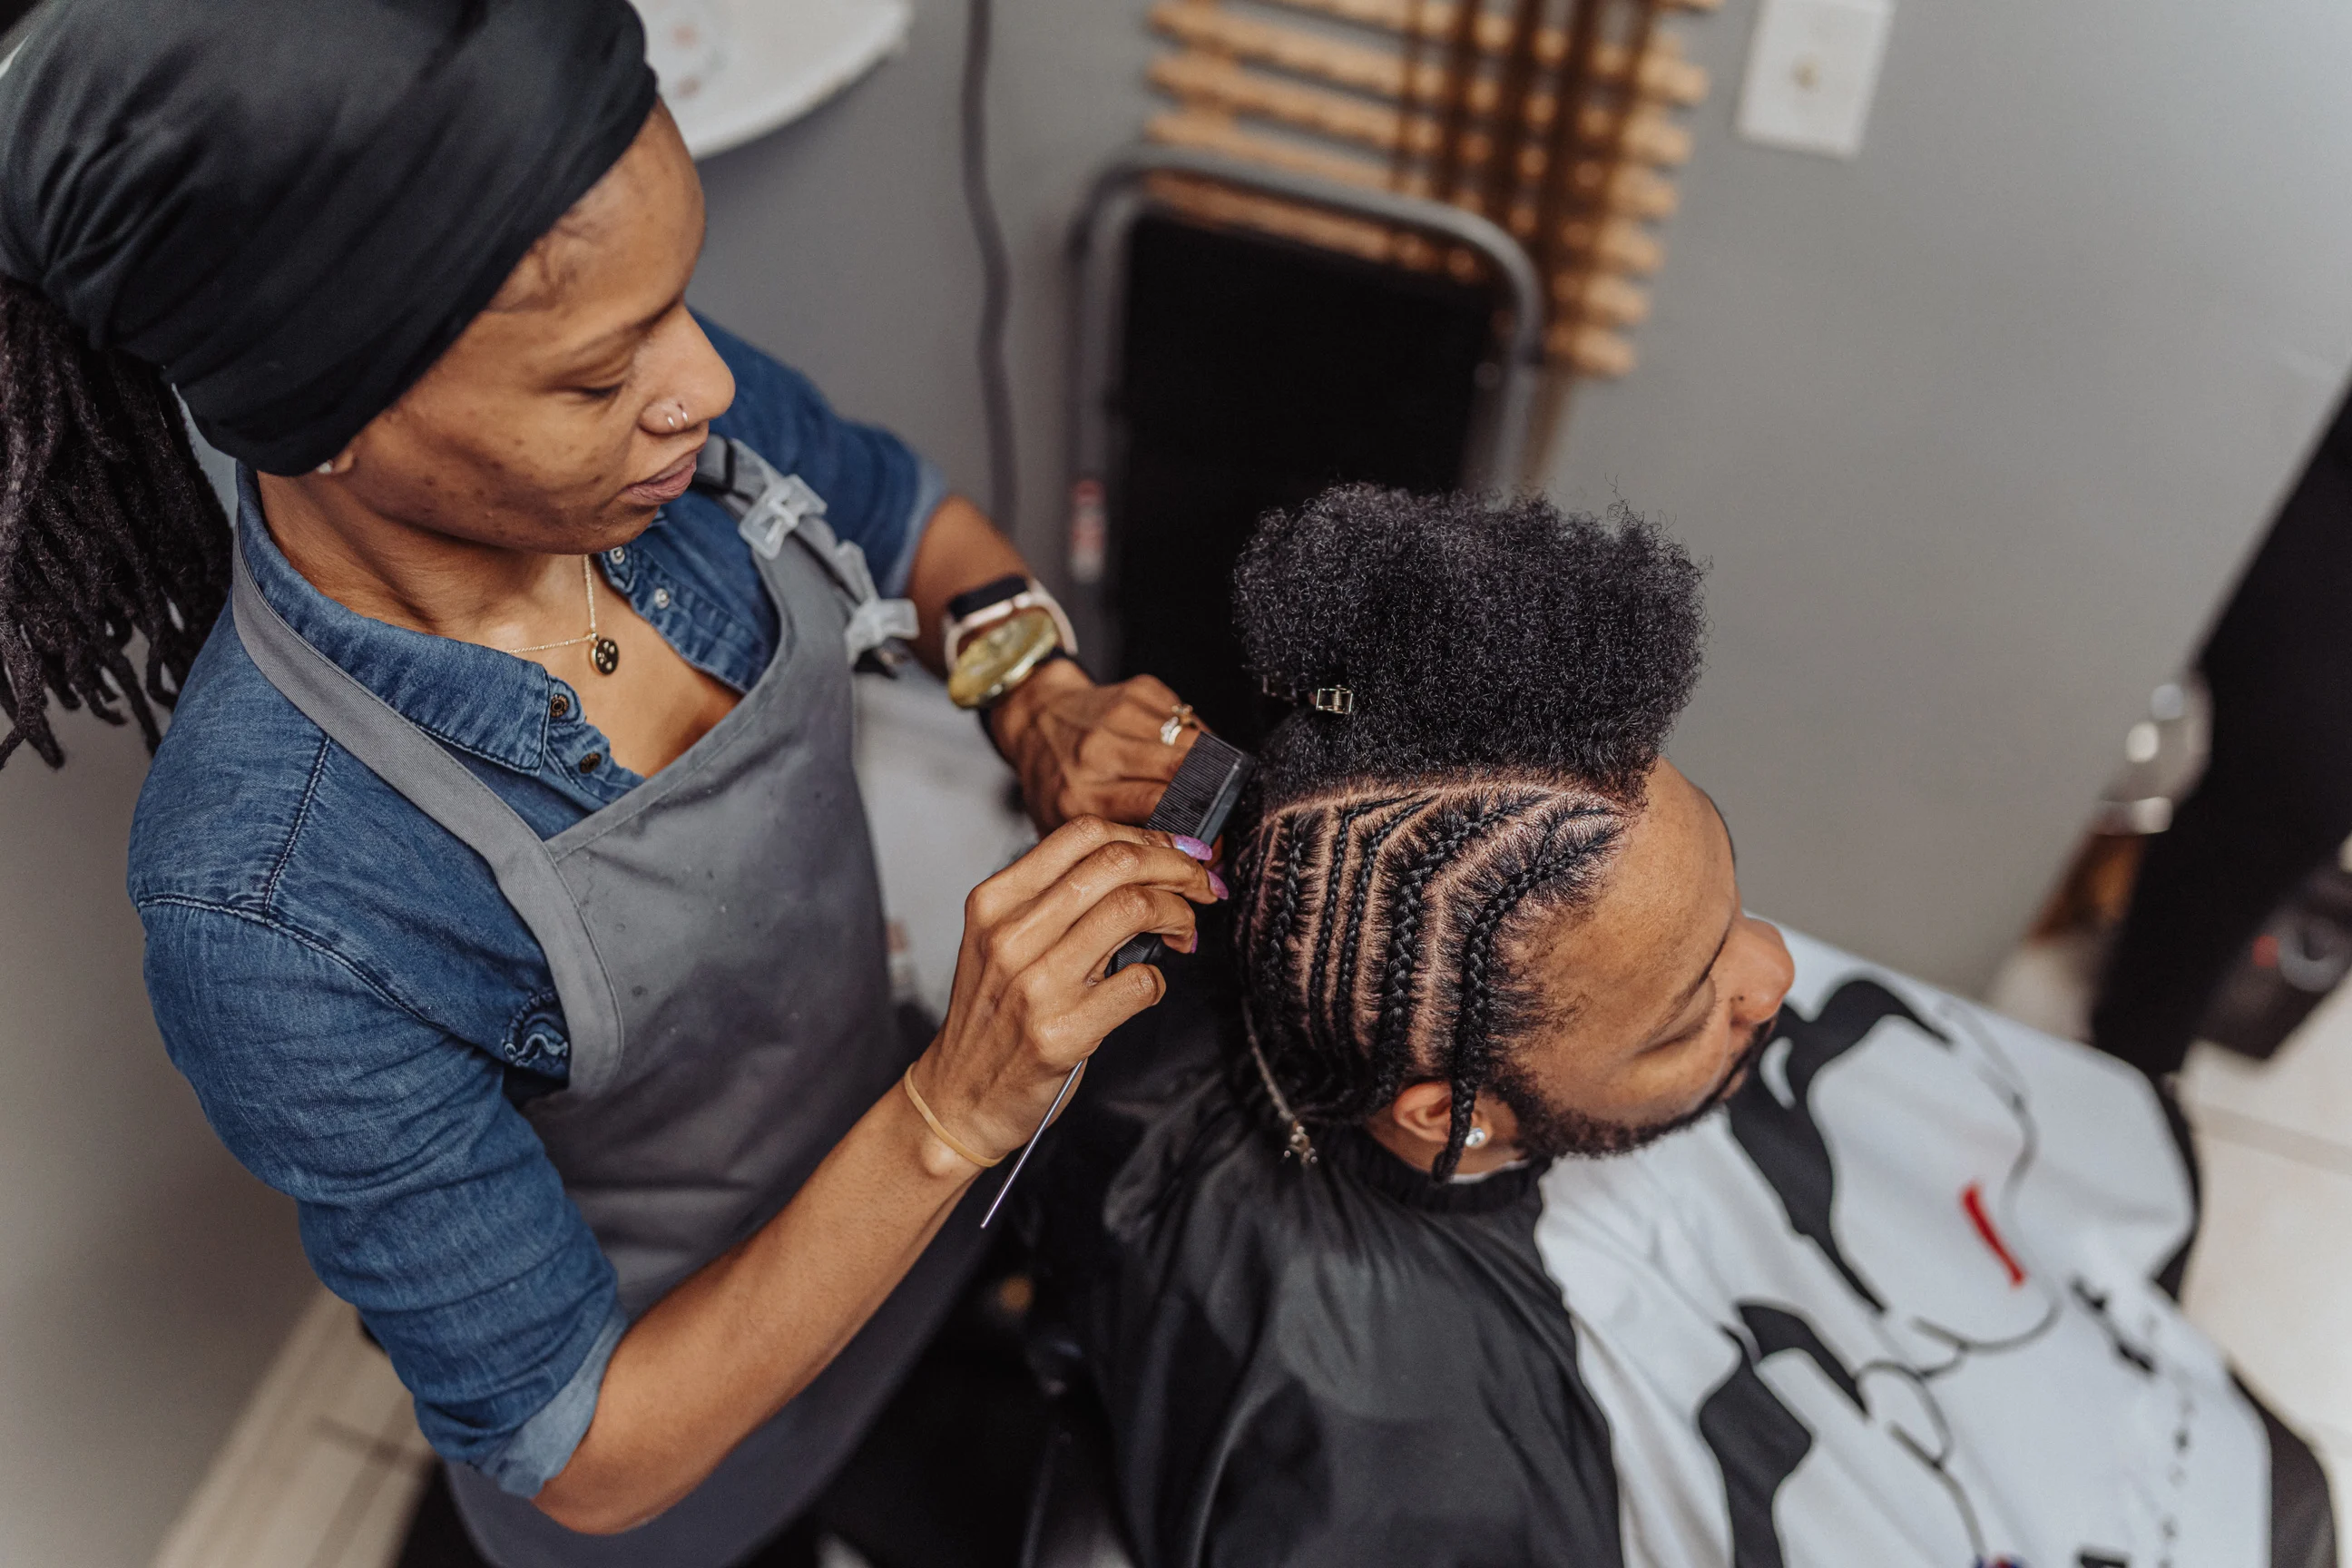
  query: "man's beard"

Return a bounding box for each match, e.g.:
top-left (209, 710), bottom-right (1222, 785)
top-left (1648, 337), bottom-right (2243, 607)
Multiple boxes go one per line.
top-left (1492, 1011), bottom-right (1782, 1161)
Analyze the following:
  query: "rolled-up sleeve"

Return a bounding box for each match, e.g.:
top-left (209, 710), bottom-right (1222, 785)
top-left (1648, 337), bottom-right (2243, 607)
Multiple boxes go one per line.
top-left (699, 314), bottom-right (945, 597)
top-left (140, 897), bottom-right (620, 1494)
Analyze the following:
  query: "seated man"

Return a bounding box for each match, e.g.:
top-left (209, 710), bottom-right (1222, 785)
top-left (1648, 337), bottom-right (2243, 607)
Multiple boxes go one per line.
top-left (1058, 487), bottom-right (2334, 1566)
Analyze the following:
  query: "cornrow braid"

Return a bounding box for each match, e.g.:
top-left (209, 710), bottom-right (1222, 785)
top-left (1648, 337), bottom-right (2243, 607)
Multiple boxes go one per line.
top-left (1258, 814), bottom-right (1313, 1046)
top-left (0, 277), bottom-right (230, 769)
top-left (1305, 794), bottom-right (1413, 1059)
top-left (1431, 808), bottom-right (1616, 1180)
top-left (1365, 799), bottom-right (1526, 1112)
top-left (1246, 810), bottom-right (1362, 1127)
top-left (1327, 799), bottom-right (1422, 1060)
top-left (1233, 781), bottom-right (1628, 1172)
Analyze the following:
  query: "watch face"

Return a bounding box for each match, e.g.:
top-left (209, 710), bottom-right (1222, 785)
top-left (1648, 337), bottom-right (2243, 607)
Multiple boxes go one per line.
top-left (948, 607), bottom-right (1061, 709)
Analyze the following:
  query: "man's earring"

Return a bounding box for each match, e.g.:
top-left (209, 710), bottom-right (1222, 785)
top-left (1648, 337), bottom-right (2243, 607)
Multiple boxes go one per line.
top-left (1464, 1126), bottom-right (1490, 1151)
top-left (315, 461), bottom-right (335, 475)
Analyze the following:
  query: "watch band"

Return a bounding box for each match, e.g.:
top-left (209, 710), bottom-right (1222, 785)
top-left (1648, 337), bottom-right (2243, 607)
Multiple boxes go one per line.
top-left (942, 574), bottom-right (1079, 671)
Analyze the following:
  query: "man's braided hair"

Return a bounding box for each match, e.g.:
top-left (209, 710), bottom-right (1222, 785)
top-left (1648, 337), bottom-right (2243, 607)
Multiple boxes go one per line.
top-left (0, 276), bottom-right (231, 769)
top-left (1230, 485), bottom-right (1704, 1179)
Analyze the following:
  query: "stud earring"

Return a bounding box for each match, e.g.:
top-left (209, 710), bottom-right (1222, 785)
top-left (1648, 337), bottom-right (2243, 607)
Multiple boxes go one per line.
top-left (315, 461), bottom-right (335, 475)
top-left (1464, 1126), bottom-right (1490, 1150)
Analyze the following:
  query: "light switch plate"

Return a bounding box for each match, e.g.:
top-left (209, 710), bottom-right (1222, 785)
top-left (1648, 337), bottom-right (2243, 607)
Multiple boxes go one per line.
top-left (1736, 0), bottom-right (1894, 159)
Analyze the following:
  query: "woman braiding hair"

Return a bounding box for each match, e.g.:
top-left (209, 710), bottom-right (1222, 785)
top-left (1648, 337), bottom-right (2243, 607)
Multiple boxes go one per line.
top-left (0, 4), bottom-right (1227, 1562)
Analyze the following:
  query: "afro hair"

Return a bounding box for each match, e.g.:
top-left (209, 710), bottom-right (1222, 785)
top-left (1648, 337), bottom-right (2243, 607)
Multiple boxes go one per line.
top-left (1233, 485), bottom-right (1707, 805)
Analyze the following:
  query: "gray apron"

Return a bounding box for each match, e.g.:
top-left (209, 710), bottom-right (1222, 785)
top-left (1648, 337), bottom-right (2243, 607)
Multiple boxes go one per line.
top-left (231, 439), bottom-right (989, 1568)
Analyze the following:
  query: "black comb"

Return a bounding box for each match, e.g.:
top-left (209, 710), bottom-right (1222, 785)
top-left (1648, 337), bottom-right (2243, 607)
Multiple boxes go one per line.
top-left (1106, 733), bottom-right (1254, 976)
top-left (980, 733), bottom-right (1257, 1227)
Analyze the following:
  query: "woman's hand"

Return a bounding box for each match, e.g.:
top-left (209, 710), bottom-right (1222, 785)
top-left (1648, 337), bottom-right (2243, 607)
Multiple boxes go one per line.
top-left (897, 495), bottom-right (1200, 831)
top-left (986, 661), bottom-right (1203, 831)
top-left (907, 815), bottom-right (1224, 1161)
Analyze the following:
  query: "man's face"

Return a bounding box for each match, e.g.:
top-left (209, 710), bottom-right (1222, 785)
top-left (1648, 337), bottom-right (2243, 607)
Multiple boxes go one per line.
top-left (1498, 760), bottom-right (1795, 1159)
top-left (335, 105), bottom-right (736, 553)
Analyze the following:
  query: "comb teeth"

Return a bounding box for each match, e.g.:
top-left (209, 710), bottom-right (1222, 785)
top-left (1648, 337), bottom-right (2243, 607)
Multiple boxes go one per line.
top-left (1145, 733), bottom-right (1255, 839)
top-left (1109, 734), bottom-right (1257, 976)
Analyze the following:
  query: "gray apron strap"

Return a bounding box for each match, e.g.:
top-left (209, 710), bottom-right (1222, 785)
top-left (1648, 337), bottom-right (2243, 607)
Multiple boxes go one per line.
top-left (230, 544), bottom-right (628, 1095)
top-left (691, 437), bottom-right (918, 665)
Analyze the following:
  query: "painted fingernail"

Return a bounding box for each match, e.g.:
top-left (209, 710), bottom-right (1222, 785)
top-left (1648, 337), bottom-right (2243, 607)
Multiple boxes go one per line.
top-left (1173, 835), bottom-right (1214, 861)
top-left (1209, 869), bottom-right (1230, 900)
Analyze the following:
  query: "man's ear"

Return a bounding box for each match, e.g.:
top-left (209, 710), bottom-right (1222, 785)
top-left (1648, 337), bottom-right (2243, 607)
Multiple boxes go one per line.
top-left (1384, 1081), bottom-right (1457, 1150)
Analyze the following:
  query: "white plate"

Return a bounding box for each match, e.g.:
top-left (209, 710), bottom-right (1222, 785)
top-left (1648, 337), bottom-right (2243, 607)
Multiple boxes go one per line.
top-left (631, 0), bottom-right (913, 160)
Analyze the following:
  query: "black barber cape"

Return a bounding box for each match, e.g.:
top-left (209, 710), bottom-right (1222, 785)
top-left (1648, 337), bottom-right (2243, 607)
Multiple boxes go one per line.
top-left (1064, 930), bottom-right (2336, 1568)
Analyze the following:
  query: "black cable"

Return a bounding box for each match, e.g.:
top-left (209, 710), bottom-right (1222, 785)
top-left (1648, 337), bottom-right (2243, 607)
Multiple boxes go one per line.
top-left (959, 0), bottom-right (1018, 530)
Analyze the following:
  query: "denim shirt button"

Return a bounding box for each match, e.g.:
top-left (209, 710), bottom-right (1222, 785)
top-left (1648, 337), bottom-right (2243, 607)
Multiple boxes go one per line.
top-left (578, 752), bottom-right (603, 773)
top-left (549, 691), bottom-right (571, 720)
top-left (606, 547), bottom-right (627, 564)
top-left (652, 587), bottom-right (671, 610)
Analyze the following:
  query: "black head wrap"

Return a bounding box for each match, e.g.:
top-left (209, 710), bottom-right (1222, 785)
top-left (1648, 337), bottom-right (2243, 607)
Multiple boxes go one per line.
top-left (0, 0), bottom-right (657, 474)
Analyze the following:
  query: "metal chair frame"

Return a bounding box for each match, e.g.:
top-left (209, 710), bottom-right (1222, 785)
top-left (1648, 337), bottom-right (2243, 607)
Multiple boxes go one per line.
top-left (1062, 143), bottom-right (1547, 658)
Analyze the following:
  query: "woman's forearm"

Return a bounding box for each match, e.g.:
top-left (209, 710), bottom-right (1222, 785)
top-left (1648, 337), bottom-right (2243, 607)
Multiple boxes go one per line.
top-left (534, 1083), bottom-right (979, 1534)
top-left (899, 495), bottom-right (1197, 832)
top-left (904, 494), bottom-right (1028, 680)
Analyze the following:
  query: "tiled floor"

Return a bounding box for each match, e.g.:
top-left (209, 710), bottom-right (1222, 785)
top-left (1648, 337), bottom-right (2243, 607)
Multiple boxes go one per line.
top-left (150, 1291), bottom-right (436, 1568)
top-left (148, 1293), bottom-right (873, 1568)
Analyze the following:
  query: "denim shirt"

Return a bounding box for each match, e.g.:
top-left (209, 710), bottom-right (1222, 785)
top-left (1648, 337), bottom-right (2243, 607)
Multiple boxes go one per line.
top-left (127, 318), bottom-right (943, 1495)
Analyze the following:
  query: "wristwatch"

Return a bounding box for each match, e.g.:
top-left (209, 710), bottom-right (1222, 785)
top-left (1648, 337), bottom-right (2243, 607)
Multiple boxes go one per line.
top-left (943, 574), bottom-right (1079, 710)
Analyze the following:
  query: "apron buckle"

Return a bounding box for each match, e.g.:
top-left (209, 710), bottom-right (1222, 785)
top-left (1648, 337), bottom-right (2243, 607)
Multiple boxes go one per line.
top-left (738, 472), bottom-right (828, 559)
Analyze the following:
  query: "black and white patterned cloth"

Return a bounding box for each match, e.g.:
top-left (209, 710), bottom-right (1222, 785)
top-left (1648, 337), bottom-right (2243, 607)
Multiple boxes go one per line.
top-left (1073, 929), bottom-right (2335, 1568)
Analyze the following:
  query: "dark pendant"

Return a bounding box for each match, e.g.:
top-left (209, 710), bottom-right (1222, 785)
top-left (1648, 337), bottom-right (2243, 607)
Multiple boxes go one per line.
top-left (591, 636), bottom-right (621, 676)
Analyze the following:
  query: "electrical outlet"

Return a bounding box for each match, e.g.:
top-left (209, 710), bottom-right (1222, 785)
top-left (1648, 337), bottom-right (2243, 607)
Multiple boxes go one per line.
top-left (1736, 0), bottom-right (1894, 159)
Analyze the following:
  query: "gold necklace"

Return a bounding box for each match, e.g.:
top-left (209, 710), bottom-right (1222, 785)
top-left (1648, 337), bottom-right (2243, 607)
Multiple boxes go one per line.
top-left (500, 557), bottom-right (621, 675)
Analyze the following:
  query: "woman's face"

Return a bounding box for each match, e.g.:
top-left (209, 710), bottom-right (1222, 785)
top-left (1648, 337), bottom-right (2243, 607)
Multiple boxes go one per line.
top-left (333, 104), bottom-right (736, 553)
top-left (1498, 760), bottom-right (1795, 1154)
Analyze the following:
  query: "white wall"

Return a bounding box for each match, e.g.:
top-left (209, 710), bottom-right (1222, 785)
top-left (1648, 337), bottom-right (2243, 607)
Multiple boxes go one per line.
top-left (0, 718), bottom-right (315, 1567)
top-left (1549, 0), bottom-right (2352, 987)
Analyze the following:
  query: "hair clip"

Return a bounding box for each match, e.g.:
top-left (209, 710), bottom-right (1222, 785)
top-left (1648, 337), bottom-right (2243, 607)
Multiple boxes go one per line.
top-left (1309, 686), bottom-right (1355, 715)
top-left (1259, 676), bottom-right (1356, 716)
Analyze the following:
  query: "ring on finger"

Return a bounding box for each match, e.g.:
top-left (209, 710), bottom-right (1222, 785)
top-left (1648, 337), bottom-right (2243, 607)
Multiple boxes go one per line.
top-left (1158, 702), bottom-right (1196, 748)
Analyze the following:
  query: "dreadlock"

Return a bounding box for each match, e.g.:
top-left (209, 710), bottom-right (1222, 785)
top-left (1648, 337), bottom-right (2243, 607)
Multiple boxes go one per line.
top-left (1228, 485), bottom-right (1706, 1177)
top-left (0, 276), bottom-right (230, 769)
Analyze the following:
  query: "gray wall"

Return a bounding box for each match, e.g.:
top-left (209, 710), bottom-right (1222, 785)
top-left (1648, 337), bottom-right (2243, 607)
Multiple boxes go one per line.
top-left (1550, 0), bottom-right (2352, 987)
top-left (687, 0), bottom-right (1158, 571)
top-left (695, 0), bottom-right (2352, 992)
top-left (0, 720), bottom-right (314, 1566)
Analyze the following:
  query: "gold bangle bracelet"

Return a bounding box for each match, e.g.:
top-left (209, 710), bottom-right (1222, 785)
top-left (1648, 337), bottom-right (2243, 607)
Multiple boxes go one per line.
top-left (900, 1066), bottom-right (1002, 1169)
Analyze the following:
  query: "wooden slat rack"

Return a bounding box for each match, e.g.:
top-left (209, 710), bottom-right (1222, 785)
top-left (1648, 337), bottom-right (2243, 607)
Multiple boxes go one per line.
top-left (1136, 0), bottom-right (1717, 382)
